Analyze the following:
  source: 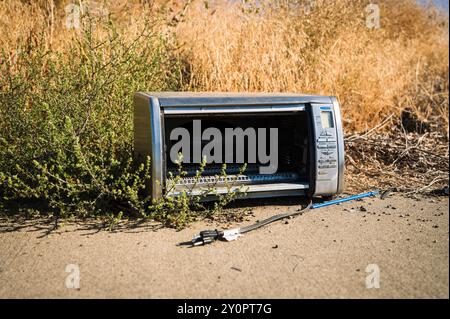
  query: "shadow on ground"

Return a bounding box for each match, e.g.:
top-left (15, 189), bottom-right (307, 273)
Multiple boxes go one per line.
top-left (0, 215), bottom-right (165, 237)
top-left (0, 196), bottom-right (313, 238)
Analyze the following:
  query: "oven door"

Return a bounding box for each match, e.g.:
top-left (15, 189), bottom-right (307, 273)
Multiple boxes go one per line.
top-left (161, 105), bottom-right (313, 200)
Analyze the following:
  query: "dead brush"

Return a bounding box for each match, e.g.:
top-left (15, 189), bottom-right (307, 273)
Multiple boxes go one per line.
top-left (345, 124), bottom-right (449, 195)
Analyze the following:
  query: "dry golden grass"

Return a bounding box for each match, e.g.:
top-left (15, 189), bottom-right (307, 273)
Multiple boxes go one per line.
top-left (176, 0), bottom-right (449, 133)
top-left (1, 0), bottom-right (448, 133)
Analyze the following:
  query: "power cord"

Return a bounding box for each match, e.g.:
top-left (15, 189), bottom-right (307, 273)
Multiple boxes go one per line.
top-left (178, 190), bottom-right (382, 247)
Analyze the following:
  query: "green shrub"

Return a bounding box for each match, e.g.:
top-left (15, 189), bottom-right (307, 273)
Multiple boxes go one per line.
top-left (149, 156), bottom-right (247, 229)
top-left (0, 16), bottom-right (240, 227)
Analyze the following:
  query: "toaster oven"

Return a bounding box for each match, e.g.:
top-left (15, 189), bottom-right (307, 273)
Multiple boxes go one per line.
top-left (134, 92), bottom-right (345, 200)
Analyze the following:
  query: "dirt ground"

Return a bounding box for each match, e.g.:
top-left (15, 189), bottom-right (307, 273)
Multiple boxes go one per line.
top-left (0, 193), bottom-right (448, 299)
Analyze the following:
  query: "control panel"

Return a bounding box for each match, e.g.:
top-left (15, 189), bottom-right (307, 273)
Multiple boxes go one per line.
top-left (311, 104), bottom-right (340, 196)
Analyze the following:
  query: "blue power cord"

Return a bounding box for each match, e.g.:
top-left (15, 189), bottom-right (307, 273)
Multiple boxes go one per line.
top-left (311, 190), bottom-right (380, 209)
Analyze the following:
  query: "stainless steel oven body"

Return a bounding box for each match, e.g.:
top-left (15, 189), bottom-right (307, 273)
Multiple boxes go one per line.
top-left (134, 92), bottom-right (345, 200)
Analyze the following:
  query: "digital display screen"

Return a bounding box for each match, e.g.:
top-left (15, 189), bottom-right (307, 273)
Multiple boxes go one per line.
top-left (320, 111), bottom-right (334, 128)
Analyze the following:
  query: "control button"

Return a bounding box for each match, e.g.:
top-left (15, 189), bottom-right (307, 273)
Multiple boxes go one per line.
top-left (318, 144), bottom-right (328, 149)
top-left (317, 138), bottom-right (327, 143)
top-left (327, 138), bottom-right (336, 143)
top-left (327, 144), bottom-right (337, 149)
top-left (318, 171), bottom-right (328, 175)
top-left (329, 165), bottom-right (337, 168)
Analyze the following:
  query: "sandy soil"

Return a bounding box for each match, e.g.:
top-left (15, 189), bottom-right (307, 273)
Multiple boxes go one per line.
top-left (0, 194), bottom-right (448, 298)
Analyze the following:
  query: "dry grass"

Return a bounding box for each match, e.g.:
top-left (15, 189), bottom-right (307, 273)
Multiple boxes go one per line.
top-left (176, 0), bottom-right (449, 133)
top-left (1, 0), bottom-right (448, 133)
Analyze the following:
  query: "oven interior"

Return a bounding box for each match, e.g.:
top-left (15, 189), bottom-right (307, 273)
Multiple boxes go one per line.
top-left (163, 112), bottom-right (311, 194)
